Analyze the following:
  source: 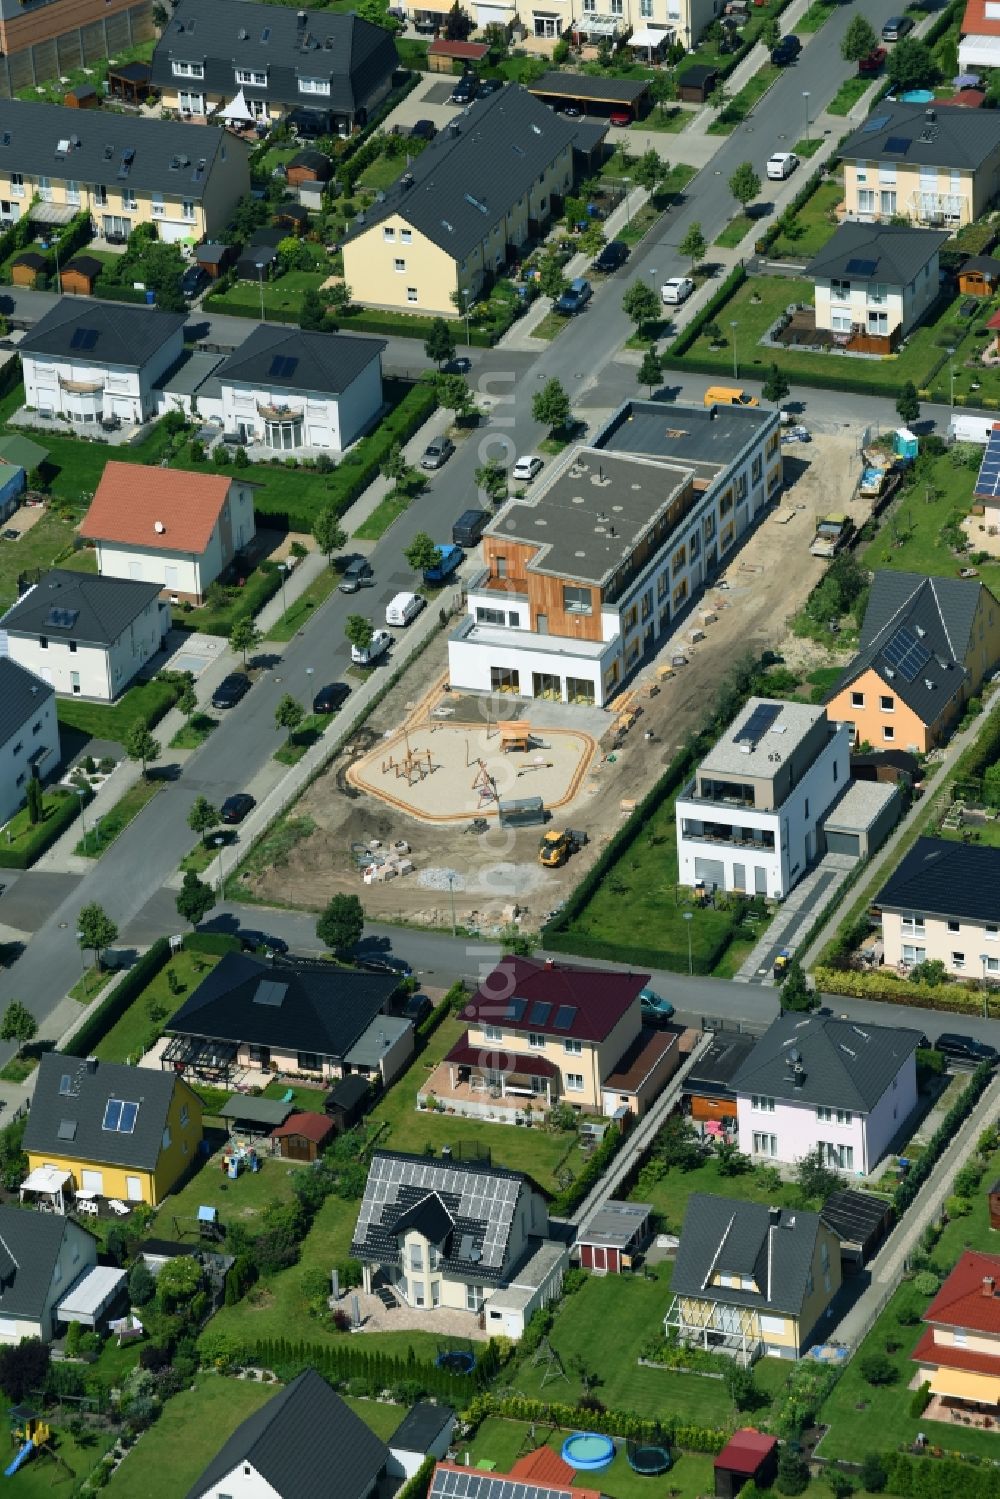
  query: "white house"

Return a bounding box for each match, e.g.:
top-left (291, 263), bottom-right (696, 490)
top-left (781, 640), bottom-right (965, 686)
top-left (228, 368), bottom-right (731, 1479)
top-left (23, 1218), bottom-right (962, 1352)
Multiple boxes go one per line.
top-left (675, 698), bottom-right (851, 900)
top-left (82, 463), bottom-right (256, 606)
top-left (731, 1013), bottom-right (921, 1174)
top-left (19, 300), bottom-right (187, 428)
top-left (215, 324), bottom-right (385, 453)
top-left (807, 222), bottom-right (946, 349)
top-left (0, 658), bottom-right (59, 828)
top-left (448, 399), bottom-right (782, 709)
top-left (0, 1206), bottom-right (98, 1344)
top-left (0, 570), bottom-right (169, 702)
top-left (959, 0), bottom-right (1000, 70)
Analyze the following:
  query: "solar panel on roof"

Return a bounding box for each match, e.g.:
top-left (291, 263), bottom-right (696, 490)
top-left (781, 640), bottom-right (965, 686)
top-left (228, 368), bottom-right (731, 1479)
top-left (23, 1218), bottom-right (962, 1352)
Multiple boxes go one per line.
top-left (862, 113), bottom-right (891, 132)
top-left (45, 607), bottom-right (78, 630)
top-left (883, 136), bottom-right (911, 154)
top-left (554, 1004), bottom-right (577, 1030)
top-left (253, 980), bottom-right (287, 1007)
top-left (268, 354), bottom-right (298, 379)
top-left (735, 701), bottom-right (781, 745)
top-left (528, 1000), bottom-right (551, 1026)
top-left (69, 327), bottom-right (98, 351)
top-left (845, 257), bottom-right (877, 276)
top-left (882, 625), bottom-right (932, 683)
top-left (976, 427), bottom-right (1000, 498)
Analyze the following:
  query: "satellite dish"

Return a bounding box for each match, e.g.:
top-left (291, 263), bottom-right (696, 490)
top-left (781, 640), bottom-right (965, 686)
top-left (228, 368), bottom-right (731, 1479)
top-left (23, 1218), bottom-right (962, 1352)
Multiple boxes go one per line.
top-left (154, 521), bottom-right (165, 533)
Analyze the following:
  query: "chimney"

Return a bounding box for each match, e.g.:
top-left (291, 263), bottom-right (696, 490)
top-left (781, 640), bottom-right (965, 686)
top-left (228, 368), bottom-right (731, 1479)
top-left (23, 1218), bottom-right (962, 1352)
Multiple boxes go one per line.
top-left (84, 1057), bottom-right (98, 1074)
top-left (768, 1205), bottom-right (781, 1227)
top-left (544, 958), bottom-right (554, 970)
top-left (925, 107), bottom-right (936, 123)
top-left (983, 1276), bottom-right (996, 1297)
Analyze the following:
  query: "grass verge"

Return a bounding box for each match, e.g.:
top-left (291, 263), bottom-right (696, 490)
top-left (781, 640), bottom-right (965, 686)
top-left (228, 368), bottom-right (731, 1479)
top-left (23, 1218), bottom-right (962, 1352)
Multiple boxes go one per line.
top-left (169, 713), bottom-right (218, 751)
top-left (74, 779), bottom-right (161, 858)
top-left (266, 566), bottom-right (338, 642)
top-left (68, 967), bottom-right (114, 1005)
top-left (714, 214), bottom-right (754, 249)
top-left (353, 490), bottom-right (410, 542)
top-left (273, 715), bottom-right (327, 766)
top-left (828, 74), bottom-right (873, 115)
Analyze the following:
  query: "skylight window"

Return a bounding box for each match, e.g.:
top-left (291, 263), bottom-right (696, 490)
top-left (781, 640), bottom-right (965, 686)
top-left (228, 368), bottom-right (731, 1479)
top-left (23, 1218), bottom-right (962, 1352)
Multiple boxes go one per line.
top-left (102, 1099), bottom-right (139, 1133)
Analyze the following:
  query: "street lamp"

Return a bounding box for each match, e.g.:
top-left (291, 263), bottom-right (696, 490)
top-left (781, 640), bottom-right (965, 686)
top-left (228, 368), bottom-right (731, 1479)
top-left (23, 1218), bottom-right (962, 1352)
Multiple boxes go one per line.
top-left (75, 787), bottom-right (89, 855)
top-left (981, 954), bottom-right (990, 1018)
top-left (75, 928), bottom-right (86, 979)
top-left (278, 560), bottom-right (288, 614)
top-left (683, 910), bottom-right (694, 976)
top-left (461, 287), bottom-right (472, 348)
top-left (802, 91), bottom-right (811, 145)
top-left (730, 320), bottom-right (739, 380)
top-left (255, 261), bottom-right (266, 321)
top-left (947, 346), bottom-right (956, 408)
top-left (214, 833), bottom-right (227, 896)
top-left (446, 871), bottom-right (457, 938)
top-left (621, 176), bottom-right (632, 230)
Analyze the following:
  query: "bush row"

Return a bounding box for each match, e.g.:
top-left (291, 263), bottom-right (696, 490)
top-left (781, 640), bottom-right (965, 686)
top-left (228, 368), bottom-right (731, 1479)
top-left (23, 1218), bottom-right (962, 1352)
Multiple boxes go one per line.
top-left (883, 1449), bottom-right (1000, 1499)
top-left (813, 966), bottom-right (987, 1014)
top-left (462, 1392), bottom-right (730, 1449)
top-left (0, 788), bottom-right (90, 871)
top-left (894, 1061), bottom-right (993, 1214)
top-left (549, 1121), bottom-right (621, 1217)
top-left (667, 265), bottom-right (748, 359)
top-left (339, 308), bottom-right (495, 347)
top-left (63, 938), bottom-right (170, 1058)
top-left (417, 983), bottom-right (462, 1047)
top-left (398, 1456), bottom-right (436, 1499)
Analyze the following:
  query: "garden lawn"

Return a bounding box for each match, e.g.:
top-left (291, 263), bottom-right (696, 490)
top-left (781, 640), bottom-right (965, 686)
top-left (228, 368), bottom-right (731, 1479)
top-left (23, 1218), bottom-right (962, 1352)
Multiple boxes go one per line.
top-left (93, 950), bottom-right (219, 1064)
top-left (11, 407), bottom-right (175, 508)
top-left (105, 1376), bottom-right (275, 1499)
top-left (629, 1153), bottom-right (805, 1233)
top-left (74, 778), bottom-right (161, 857)
top-left (160, 1142), bottom-right (302, 1233)
top-left (861, 452), bottom-right (1000, 599)
top-left (0, 509), bottom-right (77, 610)
top-left (56, 678), bottom-right (183, 741)
top-left (0, 789), bottom-right (77, 861)
top-left (262, 1079), bottom-right (328, 1112)
top-left (467, 1419), bottom-right (717, 1499)
top-left (768, 179), bottom-right (843, 259)
top-left (211, 269), bottom-right (328, 320)
top-left (266, 565), bottom-right (339, 642)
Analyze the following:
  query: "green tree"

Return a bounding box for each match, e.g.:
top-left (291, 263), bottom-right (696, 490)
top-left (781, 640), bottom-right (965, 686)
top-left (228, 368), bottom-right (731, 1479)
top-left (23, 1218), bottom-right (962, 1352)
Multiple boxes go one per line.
top-left (827, 1470), bottom-right (855, 1499)
top-left (124, 721), bottom-right (160, 781)
top-left (177, 683), bottom-right (198, 722)
top-left (729, 161), bottom-right (761, 211)
top-left (776, 1447), bottom-right (809, 1497)
top-left (0, 1000), bottom-right (36, 1054)
top-left (127, 1261), bottom-right (156, 1308)
top-left (326, 281), bottom-right (352, 313)
top-left (762, 363), bottom-right (790, 408)
top-left (434, 372), bottom-right (474, 420)
top-left (708, 81), bottom-right (730, 111)
top-left (532, 378), bottom-right (571, 435)
top-left (795, 1144), bottom-right (842, 1204)
top-left (655, 1114), bottom-right (702, 1170)
top-left (638, 347), bottom-right (663, 397)
top-left (405, 532), bottom-right (440, 573)
top-left (475, 457), bottom-right (508, 506)
top-left (860, 1351), bottom-right (898, 1386)
top-left (859, 1456), bottom-right (887, 1494)
top-left (25, 778), bottom-right (43, 827)
top-left (886, 37), bottom-right (937, 92)
top-left (155, 1255), bottom-right (202, 1312)
top-left (679, 222), bottom-right (707, 271)
top-left (761, 16), bottom-right (781, 49)
top-left (176, 869), bottom-right (215, 930)
top-left (187, 795), bottom-right (220, 847)
top-left (77, 902), bottom-right (119, 971)
top-left (229, 616), bottom-right (262, 668)
top-left (274, 694), bottom-right (304, 741)
top-left (380, 442), bottom-right (409, 487)
top-left (151, 1), bottom-right (168, 26)
top-left (316, 892), bottom-right (365, 955)
top-left (443, 1), bottom-right (472, 40)
top-left (539, 255), bottom-right (567, 301)
top-left (840, 13), bottom-right (878, 62)
top-left (622, 280), bottom-right (660, 337)
top-left (424, 317), bottom-right (456, 370)
top-left (299, 287), bottom-right (326, 332)
top-left (780, 958), bottom-right (816, 1012)
top-left (725, 1363), bottom-right (764, 1411)
top-left (580, 221), bottom-right (606, 258)
top-left (896, 380), bottom-right (920, 425)
top-left (633, 148), bottom-right (667, 190)
top-left (313, 504), bottom-right (347, 564)
top-left (345, 614), bottom-right (374, 654)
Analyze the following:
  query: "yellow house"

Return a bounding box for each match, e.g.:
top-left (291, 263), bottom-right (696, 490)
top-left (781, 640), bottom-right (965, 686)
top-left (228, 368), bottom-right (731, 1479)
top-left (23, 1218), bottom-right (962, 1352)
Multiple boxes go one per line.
top-left (0, 98), bottom-right (249, 245)
top-left (665, 1194), bottom-right (842, 1363)
top-left (24, 1053), bottom-right (203, 1207)
top-left (838, 102), bottom-right (1000, 227)
top-left (342, 84), bottom-right (578, 316)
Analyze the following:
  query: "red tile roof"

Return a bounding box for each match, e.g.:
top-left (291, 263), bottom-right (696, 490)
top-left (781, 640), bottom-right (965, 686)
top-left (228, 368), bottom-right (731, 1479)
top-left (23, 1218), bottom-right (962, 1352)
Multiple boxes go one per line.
top-left (272, 1111), bottom-right (335, 1144)
top-left (939, 88), bottom-right (986, 107)
top-left (462, 957), bottom-right (648, 1043)
top-left (432, 1463), bottom-right (601, 1498)
top-left (510, 1448), bottom-right (578, 1485)
top-left (715, 1430), bottom-right (779, 1475)
top-left (82, 462), bottom-right (237, 555)
top-left (923, 1250), bottom-right (1000, 1333)
top-left (444, 1034), bottom-right (557, 1078)
top-left (962, 0), bottom-right (1000, 36)
top-left (912, 1326), bottom-right (1000, 1376)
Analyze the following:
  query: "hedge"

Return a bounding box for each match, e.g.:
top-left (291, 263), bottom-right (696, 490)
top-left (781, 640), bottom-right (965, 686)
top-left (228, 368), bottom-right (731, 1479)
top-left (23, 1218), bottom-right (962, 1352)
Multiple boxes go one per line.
top-left (182, 932), bottom-right (243, 957)
top-left (202, 297), bottom-right (499, 346)
top-left (63, 938), bottom-right (171, 1059)
top-left (549, 1121), bottom-right (622, 1217)
top-left (0, 788), bottom-right (89, 870)
top-left (668, 264), bottom-right (748, 359)
top-left (814, 966), bottom-right (991, 1015)
top-left (544, 924), bottom-right (736, 975)
top-left (894, 1061), bottom-right (993, 1213)
top-left (417, 984), bottom-right (461, 1048)
top-left (398, 1457), bottom-right (435, 1499)
top-left (883, 1449), bottom-right (1000, 1499)
top-left (462, 1392), bottom-right (730, 1449)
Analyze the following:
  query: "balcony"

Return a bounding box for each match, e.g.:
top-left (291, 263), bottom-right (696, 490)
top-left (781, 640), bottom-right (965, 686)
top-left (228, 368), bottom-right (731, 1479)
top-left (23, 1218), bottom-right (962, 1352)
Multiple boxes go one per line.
top-left (451, 613), bottom-right (610, 658)
top-left (680, 820), bottom-right (775, 852)
top-left (680, 777), bottom-right (758, 810)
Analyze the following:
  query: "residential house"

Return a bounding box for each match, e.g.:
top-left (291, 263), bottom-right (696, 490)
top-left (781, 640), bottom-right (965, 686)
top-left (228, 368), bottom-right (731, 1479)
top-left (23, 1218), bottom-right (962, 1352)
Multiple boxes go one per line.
top-left (912, 1249), bottom-right (1000, 1412)
top-left (24, 1053), bottom-right (204, 1207)
top-left (352, 1149), bottom-right (564, 1331)
top-left (215, 323), bottom-right (385, 454)
top-left (0, 1207), bottom-right (97, 1344)
top-left (152, 0), bottom-right (397, 133)
top-left (806, 223), bottom-right (946, 352)
top-left (448, 399), bottom-right (782, 708)
top-left (388, 1405), bottom-right (456, 1483)
top-left (665, 1194), bottom-right (843, 1363)
top-left (342, 86), bottom-right (578, 316)
top-left (966, 425), bottom-right (1000, 559)
top-left (420, 955), bottom-right (668, 1123)
top-left (19, 299), bottom-right (187, 426)
top-left (683, 1030), bottom-right (757, 1134)
top-left (959, 0), bottom-right (1000, 70)
top-left (0, 98), bottom-right (248, 242)
top-left (163, 953), bottom-right (410, 1087)
top-left (422, 0), bottom-right (716, 52)
top-left (575, 1200), bottom-right (653, 1274)
top-left (875, 836), bottom-right (1000, 978)
top-left (0, 569), bottom-right (168, 701)
top-left (731, 1012), bottom-right (921, 1172)
top-left (185, 1368), bottom-right (390, 1499)
top-left (838, 102), bottom-right (1000, 227)
top-left (0, 657), bottom-right (59, 826)
top-left (0, 0), bottom-right (152, 101)
top-left (825, 571), bottom-right (1000, 752)
top-left (675, 698), bottom-right (851, 900)
top-left (81, 463), bottom-right (256, 605)
top-left (429, 1458), bottom-right (603, 1499)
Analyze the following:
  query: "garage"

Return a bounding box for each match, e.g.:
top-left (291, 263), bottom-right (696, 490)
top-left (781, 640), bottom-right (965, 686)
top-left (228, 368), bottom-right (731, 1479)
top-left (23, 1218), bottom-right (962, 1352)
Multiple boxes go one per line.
top-left (308, 425), bottom-right (330, 447)
top-left (695, 856), bottom-right (725, 888)
top-left (825, 829), bottom-right (861, 858)
top-left (821, 779), bottom-right (902, 862)
top-left (112, 397), bottom-right (134, 422)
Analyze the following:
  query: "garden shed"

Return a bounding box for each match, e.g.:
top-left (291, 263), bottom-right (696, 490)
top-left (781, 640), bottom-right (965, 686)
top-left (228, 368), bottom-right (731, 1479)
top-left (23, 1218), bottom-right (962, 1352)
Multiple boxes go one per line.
top-left (427, 39), bottom-right (488, 72)
top-left (959, 255), bottom-right (1000, 296)
top-left (677, 64), bottom-right (718, 103)
top-left (821, 1188), bottom-right (894, 1271)
top-left (714, 1430), bottom-right (778, 1498)
top-left (61, 255), bottom-right (103, 296)
top-left (63, 84), bottom-right (98, 109)
top-left (272, 1110), bottom-right (336, 1161)
top-left (11, 252), bottom-right (46, 288)
top-left (217, 1094), bottom-right (294, 1141)
top-left (324, 1072), bottom-right (371, 1131)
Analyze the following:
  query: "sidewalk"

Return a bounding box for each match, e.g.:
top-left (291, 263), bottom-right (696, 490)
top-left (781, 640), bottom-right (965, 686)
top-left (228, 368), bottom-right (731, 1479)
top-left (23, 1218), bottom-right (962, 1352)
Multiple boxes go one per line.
top-left (684, 0), bottom-right (819, 139)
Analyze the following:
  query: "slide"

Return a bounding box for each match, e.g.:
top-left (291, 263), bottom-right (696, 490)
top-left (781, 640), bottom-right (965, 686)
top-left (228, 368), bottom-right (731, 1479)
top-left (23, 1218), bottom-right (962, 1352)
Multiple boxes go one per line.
top-left (4, 1442), bottom-right (32, 1477)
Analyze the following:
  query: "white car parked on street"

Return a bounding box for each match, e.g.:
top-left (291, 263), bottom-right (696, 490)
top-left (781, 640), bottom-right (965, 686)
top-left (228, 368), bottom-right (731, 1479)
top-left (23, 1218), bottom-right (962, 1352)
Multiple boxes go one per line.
top-left (767, 151), bottom-right (799, 180)
top-left (661, 276), bottom-right (694, 305)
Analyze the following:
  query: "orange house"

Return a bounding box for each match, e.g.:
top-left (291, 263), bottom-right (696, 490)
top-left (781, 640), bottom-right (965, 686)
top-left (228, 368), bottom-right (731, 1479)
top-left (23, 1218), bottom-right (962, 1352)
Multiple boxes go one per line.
top-left (825, 570), bottom-right (1000, 752)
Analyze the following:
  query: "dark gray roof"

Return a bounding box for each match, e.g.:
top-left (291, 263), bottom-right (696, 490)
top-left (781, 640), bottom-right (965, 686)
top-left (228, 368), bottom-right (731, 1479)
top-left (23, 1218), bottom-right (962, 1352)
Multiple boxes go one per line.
top-left (327, 1072), bottom-right (370, 1111)
top-left (391, 1403), bottom-right (454, 1454)
top-left (0, 97), bottom-right (244, 201)
top-left (167, 953), bottom-right (399, 1059)
top-left (827, 570), bottom-right (991, 724)
top-left (0, 1209), bottom-right (94, 1322)
top-left (962, 255), bottom-right (1000, 275)
top-left (19, 299), bottom-right (186, 369)
top-left (289, 148), bottom-right (334, 176)
top-left (64, 255), bottom-right (104, 278)
top-left (807, 222), bottom-right (946, 286)
top-left (876, 835), bottom-right (1000, 922)
top-left (526, 71), bottom-right (649, 103)
top-left (672, 1194), bottom-right (824, 1318)
top-left (185, 1369), bottom-right (389, 1499)
top-left (1, 570), bottom-right (162, 648)
top-left (216, 323), bottom-right (385, 395)
top-left (152, 0), bottom-right (398, 118)
top-left (821, 1188), bottom-right (893, 1249)
top-left (24, 1054), bottom-right (191, 1172)
top-left (0, 657), bottom-right (54, 747)
top-left (731, 1013), bottom-right (921, 1114)
top-left (343, 85), bottom-right (577, 260)
top-left (683, 1031), bottom-right (758, 1100)
top-left (596, 398), bottom-right (775, 471)
top-left (839, 101), bottom-right (1000, 170)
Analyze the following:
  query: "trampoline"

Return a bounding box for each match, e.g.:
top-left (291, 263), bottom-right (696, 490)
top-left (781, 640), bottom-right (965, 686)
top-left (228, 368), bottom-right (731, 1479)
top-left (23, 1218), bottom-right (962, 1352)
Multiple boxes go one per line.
top-left (435, 1350), bottom-right (476, 1375)
top-left (627, 1434), bottom-right (673, 1476)
top-left (562, 1433), bottom-right (615, 1472)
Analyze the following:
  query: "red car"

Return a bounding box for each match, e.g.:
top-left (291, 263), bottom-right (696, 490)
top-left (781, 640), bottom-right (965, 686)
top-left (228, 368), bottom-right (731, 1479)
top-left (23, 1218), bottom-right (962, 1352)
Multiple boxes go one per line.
top-left (858, 46), bottom-right (887, 74)
top-left (609, 109), bottom-right (632, 127)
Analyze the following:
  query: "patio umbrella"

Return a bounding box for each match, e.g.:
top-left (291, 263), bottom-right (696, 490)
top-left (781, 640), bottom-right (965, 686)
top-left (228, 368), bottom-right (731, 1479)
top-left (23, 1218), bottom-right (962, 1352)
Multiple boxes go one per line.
top-left (954, 72), bottom-right (981, 87)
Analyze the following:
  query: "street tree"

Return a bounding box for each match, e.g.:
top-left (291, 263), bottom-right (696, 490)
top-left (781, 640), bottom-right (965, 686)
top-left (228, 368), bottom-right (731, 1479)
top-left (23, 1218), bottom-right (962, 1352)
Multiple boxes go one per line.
top-left (77, 902), bottom-right (119, 971)
top-left (176, 869), bottom-right (216, 930)
top-left (345, 614), bottom-right (374, 654)
top-left (177, 683), bottom-right (198, 721)
top-left (708, 81), bottom-right (730, 111)
top-left (316, 893), bottom-right (365, 955)
top-left (538, 255), bottom-right (567, 301)
top-left (424, 317), bottom-right (456, 370)
top-left (579, 221), bottom-right (606, 258)
top-left (532, 378), bottom-right (571, 435)
top-left (124, 721), bottom-right (160, 781)
top-left (404, 533), bottom-right (439, 574)
top-left (380, 442), bottom-right (409, 487)
top-left (896, 381), bottom-right (920, 425)
top-left (886, 37), bottom-right (937, 92)
top-left (761, 17), bottom-right (781, 49)
top-left (0, 1001), bottom-right (36, 1054)
top-left (187, 795), bottom-right (220, 846)
top-left (621, 280), bottom-right (660, 338)
top-left (679, 222), bottom-right (707, 271)
top-left (638, 347), bottom-right (663, 397)
top-left (274, 694), bottom-right (304, 741)
top-left (841, 13), bottom-right (878, 62)
top-left (475, 457), bottom-right (508, 506)
top-left (729, 161), bottom-right (761, 211)
top-left (312, 503), bottom-right (347, 564)
top-left (761, 363), bottom-right (791, 408)
top-left (229, 616), bottom-right (262, 667)
top-left (434, 372), bottom-right (475, 421)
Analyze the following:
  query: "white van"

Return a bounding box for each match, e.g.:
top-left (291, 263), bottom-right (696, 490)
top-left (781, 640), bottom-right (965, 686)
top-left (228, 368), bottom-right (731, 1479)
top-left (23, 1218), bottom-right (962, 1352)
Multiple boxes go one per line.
top-left (385, 591), bottom-right (426, 627)
top-left (351, 629), bottom-right (392, 666)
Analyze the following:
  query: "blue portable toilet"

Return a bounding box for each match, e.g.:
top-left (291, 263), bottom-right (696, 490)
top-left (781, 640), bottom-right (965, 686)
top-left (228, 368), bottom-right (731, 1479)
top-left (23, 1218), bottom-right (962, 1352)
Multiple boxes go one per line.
top-left (894, 427), bottom-right (918, 461)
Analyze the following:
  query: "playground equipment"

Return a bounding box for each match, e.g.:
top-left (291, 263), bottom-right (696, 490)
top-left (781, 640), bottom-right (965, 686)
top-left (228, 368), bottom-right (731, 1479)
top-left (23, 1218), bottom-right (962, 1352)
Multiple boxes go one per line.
top-left (5, 1408), bottom-right (52, 1479)
top-left (530, 1337), bottom-right (568, 1388)
top-left (382, 730), bottom-right (436, 786)
top-left (222, 1142), bottom-right (260, 1179)
top-left (472, 760), bottom-right (498, 809)
top-left (498, 721), bottom-right (533, 754)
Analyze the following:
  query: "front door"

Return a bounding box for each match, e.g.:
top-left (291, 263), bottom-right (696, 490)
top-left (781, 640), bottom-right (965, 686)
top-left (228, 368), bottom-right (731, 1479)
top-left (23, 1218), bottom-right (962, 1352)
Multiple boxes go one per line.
top-left (125, 1176), bottom-right (143, 1202)
top-left (81, 1169), bottom-right (103, 1195)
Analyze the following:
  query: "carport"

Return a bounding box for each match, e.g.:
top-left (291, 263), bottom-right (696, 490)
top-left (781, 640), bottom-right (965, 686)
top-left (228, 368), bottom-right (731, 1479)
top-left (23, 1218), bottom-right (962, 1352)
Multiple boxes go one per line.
top-left (821, 779), bottom-right (901, 861)
top-left (218, 1094), bottom-right (294, 1140)
top-left (525, 71), bottom-right (649, 121)
top-left (821, 1188), bottom-right (894, 1272)
top-left (56, 1267), bottom-right (126, 1329)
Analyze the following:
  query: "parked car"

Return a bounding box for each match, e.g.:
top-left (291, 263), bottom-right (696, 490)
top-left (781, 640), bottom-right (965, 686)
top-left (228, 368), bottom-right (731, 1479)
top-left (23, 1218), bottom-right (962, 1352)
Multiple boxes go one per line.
top-left (934, 1033), bottom-right (999, 1067)
top-left (423, 542), bottom-right (463, 586)
top-left (211, 673), bottom-right (251, 710)
top-left (351, 628), bottom-right (392, 666)
top-left (385, 591), bottom-right (426, 627)
top-left (562, 105), bottom-right (582, 119)
top-left (181, 265), bottom-right (208, 298)
top-left (781, 424), bottom-right (811, 443)
top-left (313, 681), bottom-right (351, 714)
top-left (443, 355), bottom-right (472, 374)
top-left (452, 508), bottom-right (490, 546)
top-left (661, 276), bottom-right (694, 305)
top-left (239, 930), bottom-right (290, 956)
top-left (593, 240), bottom-right (630, 273)
top-left (360, 953), bottom-right (414, 978)
top-left (338, 556), bottom-right (374, 593)
top-left (421, 436), bottom-right (455, 470)
top-left (410, 118), bottom-right (436, 141)
top-left (399, 991), bottom-right (432, 1023)
top-left (450, 74), bottom-right (478, 104)
top-left (640, 987), bottom-right (676, 1024)
top-left (766, 151), bottom-right (799, 181)
top-left (858, 46), bottom-right (887, 73)
top-left (770, 34), bottom-right (802, 64)
top-left (479, 77), bottom-right (503, 96)
top-left (881, 14), bottom-right (913, 40)
top-left (554, 277), bottom-right (592, 315)
top-left (609, 109), bottom-right (632, 126)
top-left (220, 793), bottom-right (255, 824)
top-left (512, 454), bottom-right (544, 484)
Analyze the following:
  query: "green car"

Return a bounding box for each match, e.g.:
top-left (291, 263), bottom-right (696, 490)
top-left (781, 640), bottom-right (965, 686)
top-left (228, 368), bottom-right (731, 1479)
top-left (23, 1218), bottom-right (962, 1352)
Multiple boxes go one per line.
top-left (640, 987), bottom-right (675, 1025)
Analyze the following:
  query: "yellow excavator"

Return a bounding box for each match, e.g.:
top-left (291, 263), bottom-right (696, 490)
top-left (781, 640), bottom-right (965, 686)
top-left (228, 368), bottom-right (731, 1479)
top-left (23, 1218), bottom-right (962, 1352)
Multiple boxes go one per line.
top-left (538, 829), bottom-right (588, 868)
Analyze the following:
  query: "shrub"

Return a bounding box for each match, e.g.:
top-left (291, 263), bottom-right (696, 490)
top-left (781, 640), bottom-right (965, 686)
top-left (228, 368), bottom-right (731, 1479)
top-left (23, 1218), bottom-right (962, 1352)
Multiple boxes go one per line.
top-left (860, 1454), bottom-right (887, 1493)
top-left (909, 1380), bottom-right (932, 1418)
top-left (776, 1446), bottom-right (809, 1496)
top-left (912, 1270), bottom-right (939, 1297)
top-left (860, 1352), bottom-right (898, 1386)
